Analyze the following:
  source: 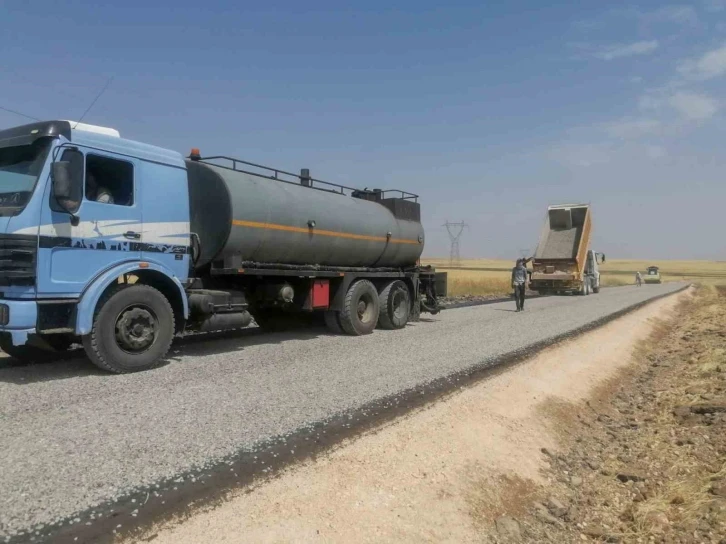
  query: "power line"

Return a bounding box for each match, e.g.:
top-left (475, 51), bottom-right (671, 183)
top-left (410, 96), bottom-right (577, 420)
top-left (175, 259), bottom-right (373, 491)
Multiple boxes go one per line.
top-left (0, 105), bottom-right (40, 121)
top-left (75, 76), bottom-right (114, 128)
top-left (443, 220), bottom-right (469, 266)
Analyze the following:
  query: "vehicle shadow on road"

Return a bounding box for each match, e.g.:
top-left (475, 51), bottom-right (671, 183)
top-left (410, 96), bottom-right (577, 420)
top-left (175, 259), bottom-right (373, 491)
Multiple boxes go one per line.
top-left (167, 326), bottom-right (326, 360)
top-left (0, 326), bottom-right (329, 385)
top-left (0, 349), bottom-right (104, 384)
top-left (0, 316), bottom-right (443, 385)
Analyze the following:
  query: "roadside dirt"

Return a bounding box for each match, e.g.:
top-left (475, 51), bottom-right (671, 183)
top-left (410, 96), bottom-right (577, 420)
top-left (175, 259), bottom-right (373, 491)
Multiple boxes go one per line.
top-left (127, 287), bottom-right (696, 544)
top-left (504, 285), bottom-right (726, 543)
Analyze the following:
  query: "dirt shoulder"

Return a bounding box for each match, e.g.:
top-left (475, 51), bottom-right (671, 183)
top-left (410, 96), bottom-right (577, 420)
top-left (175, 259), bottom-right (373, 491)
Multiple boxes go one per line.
top-left (126, 286), bottom-right (698, 543)
top-left (507, 285), bottom-right (726, 543)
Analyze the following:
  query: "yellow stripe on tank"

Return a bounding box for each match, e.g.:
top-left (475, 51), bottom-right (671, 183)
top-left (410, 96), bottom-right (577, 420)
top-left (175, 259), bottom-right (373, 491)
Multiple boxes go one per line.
top-left (231, 219), bottom-right (421, 245)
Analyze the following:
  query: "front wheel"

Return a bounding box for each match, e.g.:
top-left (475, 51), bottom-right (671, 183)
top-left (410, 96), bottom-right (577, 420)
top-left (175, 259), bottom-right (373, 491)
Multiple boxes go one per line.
top-left (83, 284), bottom-right (175, 374)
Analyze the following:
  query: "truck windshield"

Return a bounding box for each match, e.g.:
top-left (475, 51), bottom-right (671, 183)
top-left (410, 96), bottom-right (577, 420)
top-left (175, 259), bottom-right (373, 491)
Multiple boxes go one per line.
top-left (0, 139), bottom-right (52, 215)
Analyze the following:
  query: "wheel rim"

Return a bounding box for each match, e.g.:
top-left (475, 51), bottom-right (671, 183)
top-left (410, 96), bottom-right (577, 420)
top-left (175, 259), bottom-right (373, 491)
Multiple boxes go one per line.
top-left (357, 292), bottom-right (376, 324)
top-left (392, 289), bottom-right (408, 320)
top-left (115, 305), bottom-right (158, 354)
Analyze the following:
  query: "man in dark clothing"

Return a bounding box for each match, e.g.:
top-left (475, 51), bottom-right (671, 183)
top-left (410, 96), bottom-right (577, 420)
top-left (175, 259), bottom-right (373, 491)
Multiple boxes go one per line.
top-left (511, 258), bottom-right (530, 312)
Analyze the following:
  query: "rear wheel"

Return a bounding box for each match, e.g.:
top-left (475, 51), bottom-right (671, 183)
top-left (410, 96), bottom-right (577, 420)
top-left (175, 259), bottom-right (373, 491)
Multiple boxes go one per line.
top-left (83, 284), bottom-right (175, 374)
top-left (339, 280), bottom-right (379, 335)
top-left (378, 280), bottom-right (410, 330)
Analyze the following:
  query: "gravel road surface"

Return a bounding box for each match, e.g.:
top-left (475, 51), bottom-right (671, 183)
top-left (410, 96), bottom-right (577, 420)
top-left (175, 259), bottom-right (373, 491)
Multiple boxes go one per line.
top-left (0, 283), bottom-right (686, 538)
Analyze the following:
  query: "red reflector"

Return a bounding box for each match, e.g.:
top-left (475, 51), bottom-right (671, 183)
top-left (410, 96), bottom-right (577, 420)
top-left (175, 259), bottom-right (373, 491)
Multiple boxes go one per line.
top-left (311, 280), bottom-right (329, 309)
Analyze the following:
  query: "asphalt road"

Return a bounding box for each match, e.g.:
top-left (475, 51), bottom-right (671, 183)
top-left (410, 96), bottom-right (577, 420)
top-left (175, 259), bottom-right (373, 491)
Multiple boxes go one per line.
top-left (0, 283), bottom-right (686, 539)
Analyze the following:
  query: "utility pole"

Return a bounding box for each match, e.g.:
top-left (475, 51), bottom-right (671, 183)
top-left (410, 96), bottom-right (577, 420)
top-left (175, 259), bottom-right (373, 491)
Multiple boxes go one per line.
top-left (443, 221), bottom-right (469, 266)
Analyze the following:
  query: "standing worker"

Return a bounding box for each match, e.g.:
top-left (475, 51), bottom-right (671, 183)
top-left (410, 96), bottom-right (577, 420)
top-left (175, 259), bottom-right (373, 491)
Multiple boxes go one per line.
top-left (511, 257), bottom-right (531, 312)
top-left (635, 271), bottom-right (642, 287)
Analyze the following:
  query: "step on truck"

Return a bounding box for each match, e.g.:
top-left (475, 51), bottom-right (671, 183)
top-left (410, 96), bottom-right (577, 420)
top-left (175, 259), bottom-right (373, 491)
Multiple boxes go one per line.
top-left (529, 203), bottom-right (605, 296)
top-left (0, 120), bottom-right (446, 373)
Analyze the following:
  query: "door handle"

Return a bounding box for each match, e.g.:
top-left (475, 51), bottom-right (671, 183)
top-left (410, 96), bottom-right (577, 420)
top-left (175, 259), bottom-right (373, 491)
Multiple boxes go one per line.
top-left (123, 231), bottom-right (141, 240)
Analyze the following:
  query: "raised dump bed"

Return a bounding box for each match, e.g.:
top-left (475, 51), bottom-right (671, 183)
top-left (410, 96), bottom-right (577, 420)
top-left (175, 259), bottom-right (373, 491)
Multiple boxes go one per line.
top-left (530, 204), bottom-right (602, 295)
top-left (534, 205), bottom-right (588, 260)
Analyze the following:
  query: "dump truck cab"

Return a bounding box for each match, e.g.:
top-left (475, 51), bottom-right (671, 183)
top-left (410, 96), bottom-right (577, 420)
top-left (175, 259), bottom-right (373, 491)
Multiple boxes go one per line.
top-left (644, 266), bottom-right (661, 284)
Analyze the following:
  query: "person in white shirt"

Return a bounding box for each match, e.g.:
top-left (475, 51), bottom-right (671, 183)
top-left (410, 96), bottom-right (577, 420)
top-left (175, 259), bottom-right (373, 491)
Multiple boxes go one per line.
top-left (86, 173), bottom-right (114, 204)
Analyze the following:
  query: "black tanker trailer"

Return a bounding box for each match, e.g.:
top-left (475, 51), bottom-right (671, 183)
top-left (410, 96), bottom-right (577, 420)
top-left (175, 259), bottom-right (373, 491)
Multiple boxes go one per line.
top-left (185, 152), bottom-right (446, 337)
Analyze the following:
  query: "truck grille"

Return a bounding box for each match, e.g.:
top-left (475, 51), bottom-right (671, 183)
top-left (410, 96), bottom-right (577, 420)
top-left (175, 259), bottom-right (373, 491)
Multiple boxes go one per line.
top-left (0, 234), bottom-right (37, 286)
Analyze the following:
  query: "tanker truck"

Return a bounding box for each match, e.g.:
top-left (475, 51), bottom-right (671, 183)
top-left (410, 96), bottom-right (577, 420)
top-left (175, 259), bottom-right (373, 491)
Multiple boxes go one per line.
top-left (529, 203), bottom-right (605, 296)
top-left (0, 120), bottom-right (446, 373)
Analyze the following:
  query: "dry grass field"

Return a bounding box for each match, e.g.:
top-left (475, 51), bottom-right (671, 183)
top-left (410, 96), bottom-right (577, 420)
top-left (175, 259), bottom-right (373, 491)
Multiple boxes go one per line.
top-left (423, 258), bottom-right (726, 297)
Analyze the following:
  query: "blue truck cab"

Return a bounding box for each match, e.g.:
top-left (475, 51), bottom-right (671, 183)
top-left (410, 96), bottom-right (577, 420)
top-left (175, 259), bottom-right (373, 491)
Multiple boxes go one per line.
top-left (0, 120), bottom-right (191, 371)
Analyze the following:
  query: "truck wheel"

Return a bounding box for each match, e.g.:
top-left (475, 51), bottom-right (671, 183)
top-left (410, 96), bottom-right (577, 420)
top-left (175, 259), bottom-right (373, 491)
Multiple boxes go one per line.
top-left (83, 284), bottom-right (175, 374)
top-left (323, 311), bottom-right (343, 334)
top-left (378, 280), bottom-right (410, 330)
top-left (339, 280), bottom-right (379, 335)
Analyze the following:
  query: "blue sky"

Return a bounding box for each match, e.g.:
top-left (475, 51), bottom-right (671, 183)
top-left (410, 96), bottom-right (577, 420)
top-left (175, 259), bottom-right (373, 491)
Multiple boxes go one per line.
top-left (2, 0), bottom-right (725, 259)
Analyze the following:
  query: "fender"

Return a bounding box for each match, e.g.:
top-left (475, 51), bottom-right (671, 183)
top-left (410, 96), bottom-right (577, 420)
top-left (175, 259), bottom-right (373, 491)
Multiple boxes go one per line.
top-left (75, 261), bottom-right (189, 335)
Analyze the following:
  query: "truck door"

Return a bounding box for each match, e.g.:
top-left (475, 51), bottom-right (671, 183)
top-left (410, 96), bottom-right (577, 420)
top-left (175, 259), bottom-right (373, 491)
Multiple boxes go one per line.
top-left (37, 147), bottom-right (142, 296)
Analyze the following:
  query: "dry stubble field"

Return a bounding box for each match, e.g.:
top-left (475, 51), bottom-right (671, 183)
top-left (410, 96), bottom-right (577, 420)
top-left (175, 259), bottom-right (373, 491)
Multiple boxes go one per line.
top-left (423, 258), bottom-right (726, 297)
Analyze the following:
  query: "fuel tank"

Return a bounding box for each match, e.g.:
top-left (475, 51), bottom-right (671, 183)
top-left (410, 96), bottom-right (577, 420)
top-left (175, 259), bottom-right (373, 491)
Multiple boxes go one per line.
top-left (186, 160), bottom-right (425, 269)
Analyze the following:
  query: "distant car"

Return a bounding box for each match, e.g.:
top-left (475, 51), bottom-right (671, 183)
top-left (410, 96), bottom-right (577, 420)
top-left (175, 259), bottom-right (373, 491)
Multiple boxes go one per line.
top-left (644, 266), bottom-right (661, 284)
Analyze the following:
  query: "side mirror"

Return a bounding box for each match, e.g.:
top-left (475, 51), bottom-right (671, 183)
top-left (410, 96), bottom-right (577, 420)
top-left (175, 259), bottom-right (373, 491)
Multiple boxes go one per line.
top-left (51, 150), bottom-right (83, 215)
top-left (51, 162), bottom-right (72, 199)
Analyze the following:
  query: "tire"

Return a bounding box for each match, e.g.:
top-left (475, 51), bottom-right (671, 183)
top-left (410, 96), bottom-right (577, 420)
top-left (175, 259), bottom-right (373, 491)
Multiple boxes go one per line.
top-left (377, 280), bottom-right (411, 330)
top-left (82, 284), bottom-right (175, 374)
top-left (339, 280), bottom-right (379, 335)
top-left (323, 311), bottom-right (343, 334)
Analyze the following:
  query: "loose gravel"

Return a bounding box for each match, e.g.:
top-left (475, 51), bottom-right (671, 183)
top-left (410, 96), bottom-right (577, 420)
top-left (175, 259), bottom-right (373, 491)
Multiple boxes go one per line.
top-left (536, 227), bottom-right (581, 258)
top-left (0, 282), bottom-right (686, 537)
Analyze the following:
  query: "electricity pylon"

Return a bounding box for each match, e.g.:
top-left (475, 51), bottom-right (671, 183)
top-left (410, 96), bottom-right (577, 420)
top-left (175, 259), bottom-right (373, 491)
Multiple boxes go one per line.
top-left (443, 221), bottom-right (469, 266)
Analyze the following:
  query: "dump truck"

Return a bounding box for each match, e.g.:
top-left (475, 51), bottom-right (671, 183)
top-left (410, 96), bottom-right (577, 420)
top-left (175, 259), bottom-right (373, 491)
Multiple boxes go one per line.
top-left (644, 266), bottom-right (661, 284)
top-left (529, 203), bottom-right (605, 296)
